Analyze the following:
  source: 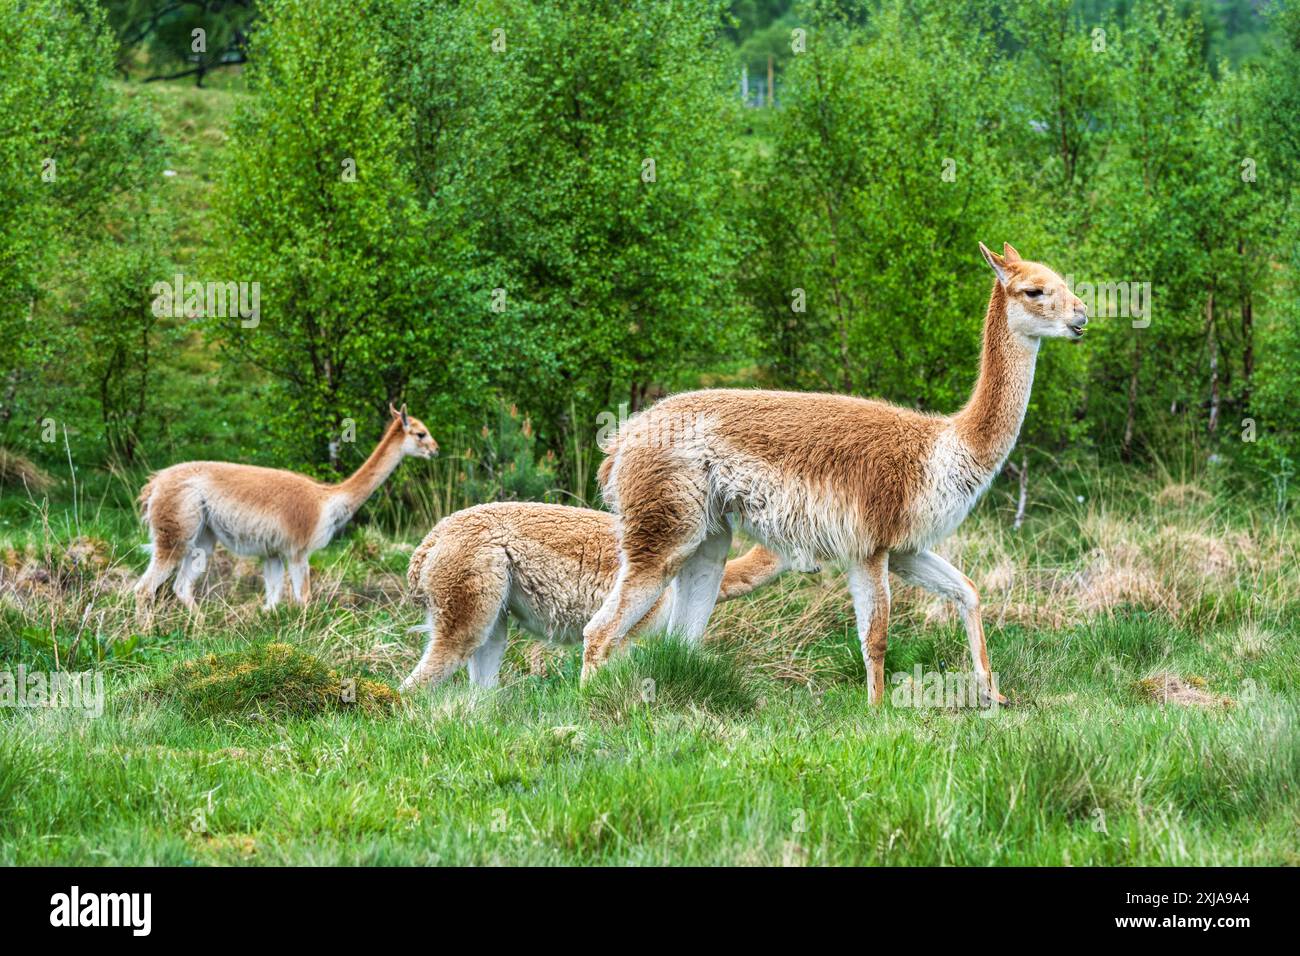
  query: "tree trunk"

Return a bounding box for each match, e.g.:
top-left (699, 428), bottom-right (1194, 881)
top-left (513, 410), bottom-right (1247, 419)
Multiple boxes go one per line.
top-left (836, 281), bottom-right (851, 394)
top-left (1238, 238), bottom-right (1254, 407)
top-left (1241, 293), bottom-right (1254, 403)
top-left (1122, 337), bottom-right (1143, 462)
top-left (1207, 289), bottom-right (1219, 438)
top-left (1012, 454), bottom-right (1028, 531)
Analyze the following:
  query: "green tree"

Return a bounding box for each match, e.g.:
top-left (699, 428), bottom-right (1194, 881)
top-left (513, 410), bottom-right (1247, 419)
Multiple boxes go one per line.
top-left (104, 0), bottom-right (256, 84)
top-left (468, 0), bottom-right (744, 448)
top-left (76, 226), bottom-right (168, 464)
top-left (742, 0), bottom-right (1086, 443)
top-left (1084, 0), bottom-right (1215, 461)
top-left (0, 0), bottom-right (162, 459)
top-left (214, 0), bottom-right (434, 473)
top-left (1244, 0), bottom-right (1300, 473)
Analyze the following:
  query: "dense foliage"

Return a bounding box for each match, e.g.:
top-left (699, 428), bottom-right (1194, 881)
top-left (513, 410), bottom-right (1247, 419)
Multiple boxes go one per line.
top-left (1, 0), bottom-right (1297, 503)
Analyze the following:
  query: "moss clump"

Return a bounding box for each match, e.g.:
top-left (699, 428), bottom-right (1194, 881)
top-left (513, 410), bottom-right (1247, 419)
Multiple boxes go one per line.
top-left (1135, 672), bottom-right (1233, 709)
top-left (584, 638), bottom-right (758, 722)
top-left (154, 643), bottom-right (400, 720)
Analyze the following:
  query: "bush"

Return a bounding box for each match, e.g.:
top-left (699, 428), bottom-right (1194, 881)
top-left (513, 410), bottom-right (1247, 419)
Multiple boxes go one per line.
top-left (0, 0), bottom-right (163, 464)
top-left (460, 403), bottom-right (560, 504)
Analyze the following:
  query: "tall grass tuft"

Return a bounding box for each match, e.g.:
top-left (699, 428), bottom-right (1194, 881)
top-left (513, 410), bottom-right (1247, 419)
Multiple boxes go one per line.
top-left (584, 637), bottom-right (759, 721)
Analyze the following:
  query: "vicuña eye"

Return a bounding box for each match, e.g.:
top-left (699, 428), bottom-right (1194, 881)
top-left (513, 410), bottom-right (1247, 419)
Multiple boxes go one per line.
top-left (1024, 289), bottom-right (1044, 298)
top-left (416, 432), bottom-right (427, 439)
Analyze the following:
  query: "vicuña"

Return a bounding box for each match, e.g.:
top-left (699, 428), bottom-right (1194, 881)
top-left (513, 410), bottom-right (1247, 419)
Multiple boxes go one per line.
top-left (135, 403), bottom-right (437, 615)
top-left (401, 502), bottom-right (813, 691)
top-left (583, 243), bottom-right (1087, 705)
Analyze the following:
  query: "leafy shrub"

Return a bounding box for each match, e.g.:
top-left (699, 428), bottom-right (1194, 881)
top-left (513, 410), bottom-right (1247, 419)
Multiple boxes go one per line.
top-left (460, 403), bottom-right (559, 504)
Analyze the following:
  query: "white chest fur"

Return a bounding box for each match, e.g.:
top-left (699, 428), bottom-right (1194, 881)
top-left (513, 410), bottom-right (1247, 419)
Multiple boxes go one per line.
top-left (314, 496), bottom-right (356, 551)
top-left (906, 428), bottom-right (1000, 551)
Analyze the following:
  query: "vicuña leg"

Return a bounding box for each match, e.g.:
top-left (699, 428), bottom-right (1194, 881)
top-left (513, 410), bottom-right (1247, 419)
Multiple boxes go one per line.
top-left (466, 619), bottom-right (508, 689)
top-left (889, 549), bottom-right (1007, 707)
top-left (134, 548), bottom-right (181, 624)
top-left (582, 476), bottom-right (708, 683)
top-left (666, 521), bottom-right (731, 644)
top-left (401, 545), bottom-right (509, 692)
top-left (263, 556), bottom-right (286, 610)
top-left (135, 487), bottom-right (202, 623)
top-left (582, 560), bottom-right (681, 683)
top-left (287, 555), bottom-right (311, 605)
top-left (847, 551), bottom-right (891, 704)
top-left (172, 526), bottom-right (214, 613)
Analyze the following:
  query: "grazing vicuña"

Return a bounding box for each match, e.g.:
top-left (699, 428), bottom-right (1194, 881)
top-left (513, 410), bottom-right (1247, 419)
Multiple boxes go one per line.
top-left (400, 502), bottom-right (811, 691)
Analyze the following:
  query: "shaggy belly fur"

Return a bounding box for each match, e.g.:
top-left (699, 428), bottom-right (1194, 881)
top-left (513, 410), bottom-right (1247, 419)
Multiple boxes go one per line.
top-left (409, 503), bottom-right (671, 645)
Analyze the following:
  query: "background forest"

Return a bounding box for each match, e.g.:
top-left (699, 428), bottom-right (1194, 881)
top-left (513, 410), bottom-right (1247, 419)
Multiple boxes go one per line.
top-left (2, 0), bottom-right (1297, 521)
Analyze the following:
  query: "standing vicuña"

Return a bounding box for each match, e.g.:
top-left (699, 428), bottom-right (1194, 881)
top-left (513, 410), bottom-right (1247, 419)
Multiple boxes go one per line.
top-left (584, 243), bottom-right (1087, 705)
top-left (135, 404), bottom-right (437, 615)
top-left (400, 502), bottom-right (813, 691)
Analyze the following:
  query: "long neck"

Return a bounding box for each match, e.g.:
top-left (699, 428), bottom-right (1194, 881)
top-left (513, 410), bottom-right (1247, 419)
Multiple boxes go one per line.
top-left (953, 281), bottom-right (1039, 469)
top-left (334, 420), bottom-right (405, 512)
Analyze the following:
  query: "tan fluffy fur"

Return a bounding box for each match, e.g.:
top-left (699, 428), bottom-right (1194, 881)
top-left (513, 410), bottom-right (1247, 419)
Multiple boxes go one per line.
top-left (584, 244), bottom-right (1087, 704)
top-left (135, 404), bottom-right (437, 615)
top-left (400, 502), bottom-right (805, 691)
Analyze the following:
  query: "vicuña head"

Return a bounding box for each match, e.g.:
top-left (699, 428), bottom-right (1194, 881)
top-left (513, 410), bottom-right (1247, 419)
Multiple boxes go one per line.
top-left (979, 241), bottom-right (1088, 341)
top-left (389, 402), bottom-right (439, 460)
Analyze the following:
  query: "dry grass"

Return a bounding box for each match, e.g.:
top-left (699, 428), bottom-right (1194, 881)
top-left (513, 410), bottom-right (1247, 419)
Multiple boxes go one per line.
top-left (0, 447), bottom-right (55, 494)
top-left (1136, 672), bottom-right (1235, 709)
top-left (1153, 482), bottom-right (1213, 508)
top-left (2, 472), bottom-right (1296, 696)
top-left (710, 573), bottom-right (855, 684)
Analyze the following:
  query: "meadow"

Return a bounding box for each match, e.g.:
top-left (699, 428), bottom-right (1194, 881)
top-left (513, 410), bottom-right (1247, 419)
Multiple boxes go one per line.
top-left (2, 462), bottom-right (1296, 865)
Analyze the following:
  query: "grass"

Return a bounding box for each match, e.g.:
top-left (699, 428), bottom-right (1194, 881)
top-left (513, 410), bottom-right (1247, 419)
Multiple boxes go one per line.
top-left (144, 643), bottom-right (401, 719)
top-left (1, 466), bottom-right (1298, 865)
top-left (584, 638), bottom-right (760, 721)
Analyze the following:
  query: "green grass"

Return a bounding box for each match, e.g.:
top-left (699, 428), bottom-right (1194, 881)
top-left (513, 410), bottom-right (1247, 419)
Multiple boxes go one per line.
top-left (584, 638), bottom-right (760, 721)
top-left (2, 462), bottom-right (1298, 865)
top-left (143, 643), bottom-right (400, 719)
top-left (0, 529), bottom-right (1297, 864)
top-left (0, 613), bottom-right (1294, 865)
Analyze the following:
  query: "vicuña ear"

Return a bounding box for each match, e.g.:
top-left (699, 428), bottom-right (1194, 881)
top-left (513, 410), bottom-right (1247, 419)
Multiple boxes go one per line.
top-left (399, 404), bottom-right (410, 430)
top-left (979, 241), bottom-right (1009, 284)
top-left (389, 402), bottom-right (401, 420)
top-left (1002, 242), bottom-right (1022, 263)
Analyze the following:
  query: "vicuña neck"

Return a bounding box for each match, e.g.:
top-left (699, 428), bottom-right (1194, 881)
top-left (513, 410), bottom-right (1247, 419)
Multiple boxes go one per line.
top-left (334, 420), bottom-right (405, 511)
top-left (953, 281), bottom-right (1039, 469)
